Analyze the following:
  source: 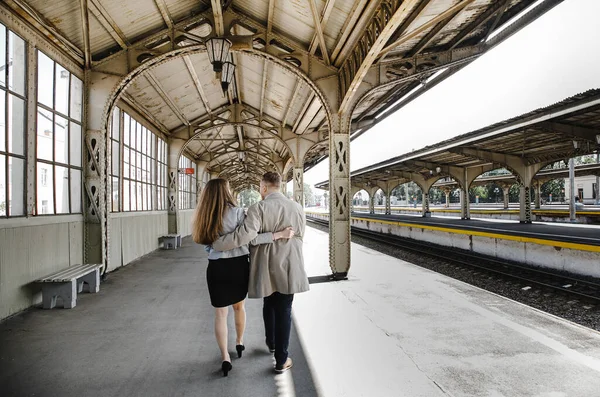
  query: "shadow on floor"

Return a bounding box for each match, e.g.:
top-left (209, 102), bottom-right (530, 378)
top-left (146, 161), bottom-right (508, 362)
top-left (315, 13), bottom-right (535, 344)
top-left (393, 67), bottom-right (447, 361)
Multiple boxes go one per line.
top-left (0, 237), bottom-right (319, 397)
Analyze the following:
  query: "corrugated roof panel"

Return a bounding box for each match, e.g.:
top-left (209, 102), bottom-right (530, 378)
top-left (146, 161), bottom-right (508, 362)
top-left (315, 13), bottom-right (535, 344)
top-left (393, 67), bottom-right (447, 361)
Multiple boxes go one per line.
top-left (98, 0), bottom-right (166, 43)
top-left (164, 0), bottom-right (207, 23)
top-left (237, 55), bottom-right (265, 112)
top-left (322, 0), bottom-right (356, 53)
top-left (232, 0), bottom-right (269, 26)
top-left (88, 10), bottom-right (120, 55)
top-left (26, 0), bottom-right (84, 49)
top-left (263, 65), bottom-right (299, 121)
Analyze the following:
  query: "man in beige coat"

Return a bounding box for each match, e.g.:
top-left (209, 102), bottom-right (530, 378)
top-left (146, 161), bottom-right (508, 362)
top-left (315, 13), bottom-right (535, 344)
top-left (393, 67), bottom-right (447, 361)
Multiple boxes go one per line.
top-left (212, 172), bottom-right (309, 373)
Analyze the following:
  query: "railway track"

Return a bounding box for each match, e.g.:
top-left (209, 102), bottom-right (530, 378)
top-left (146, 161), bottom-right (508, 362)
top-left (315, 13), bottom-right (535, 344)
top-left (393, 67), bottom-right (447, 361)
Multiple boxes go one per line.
top-left (307, 216), bottom-right (600, 306)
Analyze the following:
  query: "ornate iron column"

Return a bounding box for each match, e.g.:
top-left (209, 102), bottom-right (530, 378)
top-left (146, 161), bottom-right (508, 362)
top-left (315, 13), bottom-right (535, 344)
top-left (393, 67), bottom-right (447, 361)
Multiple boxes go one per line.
top-left (293, 166), bottom-right (304, 206)
top-left (534, 181), bottom-right (542, 209)
top-left (460, 187), bottom-right (470, 220)
top-left (519, 183), bottom-right (533, 223)
top-left (502, 184), bottom-right (510, 209)
top-left (328, 115), bottom-right (351, 279)
top-left (369, 194), bottom-right (375, 214)
top-left (422, 192), bottom-right (430, 217)
top-left (444, 188), bottom-right (451, 208)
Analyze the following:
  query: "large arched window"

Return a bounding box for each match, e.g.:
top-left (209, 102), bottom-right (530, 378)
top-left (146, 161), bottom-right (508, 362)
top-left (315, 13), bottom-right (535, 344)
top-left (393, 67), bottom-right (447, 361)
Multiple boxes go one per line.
top-left (109, 107), bottom-right (166, 212)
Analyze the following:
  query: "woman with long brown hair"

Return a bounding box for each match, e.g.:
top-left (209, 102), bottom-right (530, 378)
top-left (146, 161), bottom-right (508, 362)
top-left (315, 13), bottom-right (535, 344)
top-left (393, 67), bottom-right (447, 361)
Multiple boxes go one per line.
top-left (191, 178), bottom-right (293, 376)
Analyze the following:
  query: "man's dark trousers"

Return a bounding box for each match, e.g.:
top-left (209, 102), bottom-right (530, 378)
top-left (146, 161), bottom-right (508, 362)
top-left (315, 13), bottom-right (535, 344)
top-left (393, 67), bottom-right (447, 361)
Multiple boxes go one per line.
top-left (263, 292), bottom-right (294, 366)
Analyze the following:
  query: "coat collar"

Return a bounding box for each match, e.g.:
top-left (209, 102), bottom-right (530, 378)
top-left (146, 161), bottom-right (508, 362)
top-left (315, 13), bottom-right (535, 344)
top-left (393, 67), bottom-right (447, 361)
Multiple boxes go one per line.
top-left (264, 191), bottom-right (285, 200)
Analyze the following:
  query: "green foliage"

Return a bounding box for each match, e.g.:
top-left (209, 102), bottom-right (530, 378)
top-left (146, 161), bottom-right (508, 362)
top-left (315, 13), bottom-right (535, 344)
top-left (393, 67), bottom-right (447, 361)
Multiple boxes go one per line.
top-left (303, 183), bottom-right (314, 206)
top-left (238, 189), bottom-right (261, 207)
top-left (0, 201), bottom-right (5, 214)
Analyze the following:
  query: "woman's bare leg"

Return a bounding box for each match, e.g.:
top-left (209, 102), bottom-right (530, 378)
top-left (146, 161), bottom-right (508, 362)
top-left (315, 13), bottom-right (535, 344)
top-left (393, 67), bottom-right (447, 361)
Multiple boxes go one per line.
top-left (232, 300), bottom-right (246, 345)
top-left (215, 306), bottom-right (230, 361)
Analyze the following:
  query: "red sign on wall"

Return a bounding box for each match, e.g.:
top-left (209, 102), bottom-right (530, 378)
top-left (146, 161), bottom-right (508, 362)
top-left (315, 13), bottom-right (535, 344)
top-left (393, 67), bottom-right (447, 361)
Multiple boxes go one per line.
top-left (179, 168), bottom-right (195, 174)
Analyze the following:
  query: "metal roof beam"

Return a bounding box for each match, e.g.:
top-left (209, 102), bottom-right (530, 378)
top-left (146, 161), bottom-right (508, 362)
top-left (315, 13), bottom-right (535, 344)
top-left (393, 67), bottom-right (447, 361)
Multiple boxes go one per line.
top-left (259, 60), bottom-right (268, 117)
top-left (7, 0), bottom-right (84, 62)
top-left (211, 0), bottom-right (225, 36)
top-left (145, 71), bottom-right (189, 127)
top-left (154, 0), bottom-right (174, 29)
top-left (308, 0), bottom-right (336, 54)
top-left (338, 0), bottom-right (420, 114)
top-left (308, 0), bottom-right (330, 65)
top-left (88, 0), bottom-right (129, 49)
top-left (446, 0), bottom-right (509, 51)
top-left (538, 121), bottom-right (600, 142)
top-left (79, 0), bottom-right (92, 68)
top-left (330, 0), bottom-right (368, 65)
top-left (183, 55), bottom-right (212, 116)
top-left (379, 0), bottom-right (475, 57)
top-left (404, 7), bottom-right (463, 58)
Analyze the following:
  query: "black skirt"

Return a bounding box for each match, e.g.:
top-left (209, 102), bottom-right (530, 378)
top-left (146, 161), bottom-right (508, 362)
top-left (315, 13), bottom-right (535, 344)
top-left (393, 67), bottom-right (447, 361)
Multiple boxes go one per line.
top-left (206, 255), bottom-right (250, 308)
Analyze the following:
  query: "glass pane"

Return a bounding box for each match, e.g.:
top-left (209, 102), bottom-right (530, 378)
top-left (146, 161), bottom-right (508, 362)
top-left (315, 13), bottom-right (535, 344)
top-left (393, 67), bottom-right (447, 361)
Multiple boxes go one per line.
top-left (37, 107), bottom-right (53, 161)
top-left (123, 114), bottom-right (130, 146)
top-left (37, 52), bottom-right (54, 108)
top-left (69, 75), bottom-right (83, 121)
top-left (131, 181), bottom-right (137, 211)
top-left (142, 183), bottom-right (147, 211)
top-left (0, 26), bottom-right (5, 88)
top-left (136, 152), bottom-right (141, 181)
top-left (54, 115), bottom-right (68, 164)
top-left (123, 179), bottom-right (130, 211)
top-left (8, 94), bottom-right (25, 155)
top-left (111, 176), bottom-right (119, 212)
top-left (141, 127), bottom-right (146, 154)
top-left (70, 122), bottom-right (81, 167)
top-left (70, 169), bottom-right (81, 213)
top-left (136, 123), bottom-right (142, 150)
top-left (54, 64), bottom-right (69, 115)
top-left (137, 182), bottom-right (142, 211)
top-left (123, 148), bottom-right (129, 178)
top-left (55, 165), bottom-right (69, 214)
top-left (111, 140), bottom-right (120, 176)
top-left (8, 32), bottom-right (26, 96)
top-left (111, 107), bottom-right (119, 140)
top-left (0, 154), bottom-right (5, 215)
top-left (37, 162), bottom-right (53, 214)
top-left (8, 156), bottom-right (24, 216)
top-left (0, 94), bottom-right (5, 152)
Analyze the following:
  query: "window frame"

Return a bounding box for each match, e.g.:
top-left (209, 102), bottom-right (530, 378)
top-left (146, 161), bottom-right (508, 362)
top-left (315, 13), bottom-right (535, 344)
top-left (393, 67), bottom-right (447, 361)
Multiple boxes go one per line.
top-left (34, 49), bottom-right (84, 216)
top-left (0, 26), bottom-right (27, 218)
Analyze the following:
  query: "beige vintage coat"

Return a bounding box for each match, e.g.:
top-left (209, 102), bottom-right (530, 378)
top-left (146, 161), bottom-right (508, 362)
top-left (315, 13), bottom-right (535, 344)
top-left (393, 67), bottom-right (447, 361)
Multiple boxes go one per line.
top-left (212, 192), bottom-right (309, 298)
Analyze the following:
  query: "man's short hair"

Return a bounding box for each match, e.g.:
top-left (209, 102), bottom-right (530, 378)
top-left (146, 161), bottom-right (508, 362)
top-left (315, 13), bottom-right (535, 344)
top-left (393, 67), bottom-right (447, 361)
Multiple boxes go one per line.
top-left (262, 172), bottom-right (281, 188)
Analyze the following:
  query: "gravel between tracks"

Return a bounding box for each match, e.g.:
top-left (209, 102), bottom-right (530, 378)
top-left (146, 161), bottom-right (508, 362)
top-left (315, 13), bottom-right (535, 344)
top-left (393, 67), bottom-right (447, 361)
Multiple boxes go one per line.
top-left (308, 222), bottom-right (600, 332)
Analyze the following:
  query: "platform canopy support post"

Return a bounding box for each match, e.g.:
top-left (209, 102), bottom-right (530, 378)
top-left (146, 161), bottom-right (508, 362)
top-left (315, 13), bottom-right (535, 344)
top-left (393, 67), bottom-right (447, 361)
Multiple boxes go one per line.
top-left (502, 183), bottom-right (510, 210)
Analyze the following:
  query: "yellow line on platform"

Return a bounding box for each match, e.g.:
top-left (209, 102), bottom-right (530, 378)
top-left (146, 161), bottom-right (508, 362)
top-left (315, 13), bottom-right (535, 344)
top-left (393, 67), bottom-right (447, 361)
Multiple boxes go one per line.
top-left (304, 212), bottom-right (600, 253)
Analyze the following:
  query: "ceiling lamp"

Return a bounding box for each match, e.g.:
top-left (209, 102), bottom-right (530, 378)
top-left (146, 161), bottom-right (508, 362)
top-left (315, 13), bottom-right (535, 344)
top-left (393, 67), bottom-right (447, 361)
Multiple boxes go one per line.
top-left (205, 37), bottom-right (232, 72)
top-left (221, 61), bottom-right (236, 92)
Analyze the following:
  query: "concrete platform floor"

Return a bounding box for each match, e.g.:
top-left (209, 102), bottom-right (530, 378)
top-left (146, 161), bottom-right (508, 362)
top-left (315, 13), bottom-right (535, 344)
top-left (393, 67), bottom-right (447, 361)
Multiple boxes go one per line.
top-left (2, 227), bottom-right (600, 396)
top-left (0, 238), bottom-right (318, 397)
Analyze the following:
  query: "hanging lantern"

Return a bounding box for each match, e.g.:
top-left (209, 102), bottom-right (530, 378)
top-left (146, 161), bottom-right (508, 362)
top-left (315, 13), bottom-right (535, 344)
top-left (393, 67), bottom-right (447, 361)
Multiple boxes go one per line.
top-left (205, 37), bottom-right (232, 72)
top-left (221, 61), bottom-right (236, 92)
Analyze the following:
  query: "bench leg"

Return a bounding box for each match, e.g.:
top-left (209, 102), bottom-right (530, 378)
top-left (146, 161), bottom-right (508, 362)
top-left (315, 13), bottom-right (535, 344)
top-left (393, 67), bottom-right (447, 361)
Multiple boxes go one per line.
top-left (41, 281), bottom-right (77, 309)
top-left (80, 270), bottom-right (100, 293)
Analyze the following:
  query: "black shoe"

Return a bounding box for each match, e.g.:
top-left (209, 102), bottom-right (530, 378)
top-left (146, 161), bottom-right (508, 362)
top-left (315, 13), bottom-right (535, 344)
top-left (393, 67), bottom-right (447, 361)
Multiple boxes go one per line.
top-left (236, 344), bottom-right (245, 358)
top-left (274, 358), bottom-right (293, 373)
top-left (221, 361), bottom-right (232, 377)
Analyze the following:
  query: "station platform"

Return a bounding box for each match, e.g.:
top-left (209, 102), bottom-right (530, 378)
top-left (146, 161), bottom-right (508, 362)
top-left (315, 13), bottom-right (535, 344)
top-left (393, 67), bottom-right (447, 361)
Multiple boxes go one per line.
top-left (2, 228), bottom-right (600, 396)
top-left (346, 212), bottom-right (600, 248)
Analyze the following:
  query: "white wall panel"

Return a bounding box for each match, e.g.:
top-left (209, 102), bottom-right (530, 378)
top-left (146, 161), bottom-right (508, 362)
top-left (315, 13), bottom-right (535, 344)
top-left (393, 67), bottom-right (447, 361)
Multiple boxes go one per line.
top-left (110, 212), bottom-right (168, 268)
top-left (0, 219), bottom-right (83, 319)
top-left (178, 209), bottom-right (195, 238)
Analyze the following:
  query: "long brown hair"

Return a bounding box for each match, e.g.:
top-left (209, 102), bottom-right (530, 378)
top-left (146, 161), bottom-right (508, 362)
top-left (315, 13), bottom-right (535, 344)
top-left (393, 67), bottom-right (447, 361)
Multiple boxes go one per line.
top-left (191, 178), bottom-right (237, 245)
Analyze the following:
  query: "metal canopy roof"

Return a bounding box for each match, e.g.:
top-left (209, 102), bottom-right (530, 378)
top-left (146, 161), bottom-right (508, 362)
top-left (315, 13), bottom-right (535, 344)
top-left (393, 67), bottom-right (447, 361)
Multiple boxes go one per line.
top-left (4, 0), bottom-right (562, 191)
top-left (317, 89), bottom-right (600, 190)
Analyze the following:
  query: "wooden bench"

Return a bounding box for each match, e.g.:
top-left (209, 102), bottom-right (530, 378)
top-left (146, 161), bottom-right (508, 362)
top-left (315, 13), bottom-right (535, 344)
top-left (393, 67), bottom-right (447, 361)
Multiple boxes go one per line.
top-left (35, 264), bottom-right (104, 309)
top-left (160, 234), bottom-right (181, 249)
